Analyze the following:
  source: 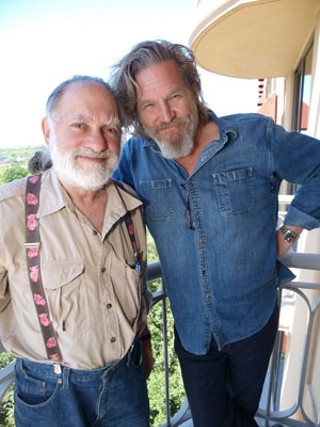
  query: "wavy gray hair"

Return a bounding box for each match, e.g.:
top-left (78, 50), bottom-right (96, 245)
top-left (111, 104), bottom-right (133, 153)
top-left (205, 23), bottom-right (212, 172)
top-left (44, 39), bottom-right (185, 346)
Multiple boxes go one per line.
top-left (110, 39), bottom-right (209, 139)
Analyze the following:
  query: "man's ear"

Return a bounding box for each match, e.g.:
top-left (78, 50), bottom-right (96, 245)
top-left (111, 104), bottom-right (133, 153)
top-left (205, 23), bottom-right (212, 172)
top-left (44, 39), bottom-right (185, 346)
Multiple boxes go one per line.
top-left (41, 118), bottom-right (51, 145)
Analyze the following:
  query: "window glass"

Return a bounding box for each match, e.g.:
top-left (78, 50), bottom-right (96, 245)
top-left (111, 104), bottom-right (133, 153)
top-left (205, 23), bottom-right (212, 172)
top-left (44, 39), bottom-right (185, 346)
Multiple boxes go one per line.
top-left (292, 44), bottom-right (313, 132)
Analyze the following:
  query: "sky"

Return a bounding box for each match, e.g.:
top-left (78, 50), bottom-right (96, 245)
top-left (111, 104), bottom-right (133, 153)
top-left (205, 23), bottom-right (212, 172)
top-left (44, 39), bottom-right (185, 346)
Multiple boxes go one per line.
top-left (0, 0), bottom-right (258, 149)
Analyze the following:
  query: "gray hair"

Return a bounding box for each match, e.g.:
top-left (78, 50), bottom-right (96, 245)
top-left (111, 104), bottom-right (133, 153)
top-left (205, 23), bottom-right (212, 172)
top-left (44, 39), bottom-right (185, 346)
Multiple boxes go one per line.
top-left (46, 75), bottom-right (119, 119)
top-left (110, 39), bottom-right (209, 138)
top-left (28, 149), bottom-right (52, 174)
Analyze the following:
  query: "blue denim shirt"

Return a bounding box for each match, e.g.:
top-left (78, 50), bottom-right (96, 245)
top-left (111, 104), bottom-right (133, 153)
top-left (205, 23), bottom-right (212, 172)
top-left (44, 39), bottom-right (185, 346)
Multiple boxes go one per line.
top-left (113, 112), bottom-right (320, 353)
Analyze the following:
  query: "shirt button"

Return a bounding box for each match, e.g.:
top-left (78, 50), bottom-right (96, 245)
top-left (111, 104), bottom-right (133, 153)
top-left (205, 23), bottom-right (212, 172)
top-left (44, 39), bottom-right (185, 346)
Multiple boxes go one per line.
top-left (101, 267), bottom-right (106, 273)
top-left (110, 337), bottom-right (116, 343)
top-left (93, 230), bottom-right (97, 236)
top-left (106, 303), bottom-right (112, 309)
top-left (206, 294), bottom-right (212, 301)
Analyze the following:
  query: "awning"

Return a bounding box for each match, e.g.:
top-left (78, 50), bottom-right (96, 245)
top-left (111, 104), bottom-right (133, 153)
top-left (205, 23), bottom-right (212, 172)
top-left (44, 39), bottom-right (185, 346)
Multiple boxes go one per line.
top-left (189, 0), bottom-right (319, 78)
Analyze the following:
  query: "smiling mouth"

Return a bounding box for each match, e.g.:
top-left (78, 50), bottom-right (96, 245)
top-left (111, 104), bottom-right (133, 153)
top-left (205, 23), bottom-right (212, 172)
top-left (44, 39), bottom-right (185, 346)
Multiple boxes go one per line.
top-left (160, 123), bottom-right (183, 133)
top-left (161, 126), bottom-right (176, 133)
top-left (78, 155), bottom-right (106, 163)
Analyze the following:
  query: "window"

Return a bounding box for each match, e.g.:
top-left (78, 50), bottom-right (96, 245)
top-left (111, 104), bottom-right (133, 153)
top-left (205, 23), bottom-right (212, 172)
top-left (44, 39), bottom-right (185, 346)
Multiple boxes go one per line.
top-left (292, 43), bottom-right (313, 132)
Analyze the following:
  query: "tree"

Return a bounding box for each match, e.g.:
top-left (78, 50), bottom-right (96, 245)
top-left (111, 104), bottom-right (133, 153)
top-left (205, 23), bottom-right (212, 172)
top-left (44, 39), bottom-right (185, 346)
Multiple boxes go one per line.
top-left (1, 166), bottom-right (28, 184)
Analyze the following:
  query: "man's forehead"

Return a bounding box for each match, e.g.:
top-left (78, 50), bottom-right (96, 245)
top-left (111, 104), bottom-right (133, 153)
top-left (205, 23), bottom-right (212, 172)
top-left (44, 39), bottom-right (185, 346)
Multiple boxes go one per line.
top-left (51, 84), bottom-right (120, 125)
top-left (53, 111), bottom-right (120, 126)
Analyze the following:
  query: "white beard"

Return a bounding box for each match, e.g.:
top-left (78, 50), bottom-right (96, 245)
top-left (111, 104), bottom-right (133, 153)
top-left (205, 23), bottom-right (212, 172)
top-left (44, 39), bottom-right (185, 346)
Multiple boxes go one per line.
top-left (50, 144), bottom-right (119, 191)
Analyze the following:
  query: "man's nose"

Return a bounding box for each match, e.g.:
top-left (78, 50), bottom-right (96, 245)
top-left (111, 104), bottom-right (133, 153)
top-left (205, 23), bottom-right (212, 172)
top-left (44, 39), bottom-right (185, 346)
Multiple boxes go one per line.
top-left (86, 129), bottom-right (108, 152)
top-left (159, 101), bottom-right (175, 123)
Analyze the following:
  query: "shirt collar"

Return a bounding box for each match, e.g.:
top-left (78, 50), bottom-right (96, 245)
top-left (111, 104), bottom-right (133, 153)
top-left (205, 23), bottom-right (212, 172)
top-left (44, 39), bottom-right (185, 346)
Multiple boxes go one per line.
top-left (37, 168), bottom-right (143, 231)
top-left (37, 168), bottom-right (67, 218)
top-left (208, 110), bottom-right (239, 141)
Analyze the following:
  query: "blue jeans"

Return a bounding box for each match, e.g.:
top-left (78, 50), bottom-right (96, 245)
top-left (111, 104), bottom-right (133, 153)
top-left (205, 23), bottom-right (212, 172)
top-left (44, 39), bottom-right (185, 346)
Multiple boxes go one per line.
top-left (174, 304), bottom-right (279, 427)
top-left (14, 341), bottom-right (149, 427)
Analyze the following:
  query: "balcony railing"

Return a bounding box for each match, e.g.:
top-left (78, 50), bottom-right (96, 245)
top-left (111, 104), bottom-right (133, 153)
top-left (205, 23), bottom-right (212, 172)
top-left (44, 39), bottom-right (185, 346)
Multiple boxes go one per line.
top-left (149, 252), bottom-right (320, 427)
top-left (0, 252), bottom-right (319, 426)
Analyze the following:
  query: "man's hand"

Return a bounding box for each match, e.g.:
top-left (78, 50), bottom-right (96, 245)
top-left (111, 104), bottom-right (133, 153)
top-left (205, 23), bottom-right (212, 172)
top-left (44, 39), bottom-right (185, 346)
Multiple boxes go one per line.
top-left (277, 225), bottom-right (303, 258)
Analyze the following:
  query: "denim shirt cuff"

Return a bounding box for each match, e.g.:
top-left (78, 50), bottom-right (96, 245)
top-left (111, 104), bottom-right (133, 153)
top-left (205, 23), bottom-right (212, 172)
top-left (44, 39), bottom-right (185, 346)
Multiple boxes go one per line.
top-left (276, 260), bottom-right (296, 285)
top-left (285, 205), bottom-right (320, 230)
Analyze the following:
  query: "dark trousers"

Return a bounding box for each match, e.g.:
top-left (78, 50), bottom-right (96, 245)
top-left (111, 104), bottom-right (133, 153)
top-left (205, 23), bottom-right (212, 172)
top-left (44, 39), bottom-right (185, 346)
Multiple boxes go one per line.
top-left (174, 304), bottom-right (279, 427)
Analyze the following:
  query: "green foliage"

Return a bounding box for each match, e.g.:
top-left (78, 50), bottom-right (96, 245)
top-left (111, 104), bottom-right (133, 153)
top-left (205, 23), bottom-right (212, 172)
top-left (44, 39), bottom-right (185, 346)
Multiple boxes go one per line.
top-left (0, 353), bottom-right (15, 370)
top-left (0, 166), bottom-right (29, 185)
top-left (0, 146), bottom-right (44, 185)
top-left (0, 387), bottom-right (15, 427)
top-left (146, 230), bottom-right (185, 426)
top-left (0, 353), bottom-right (15, 427)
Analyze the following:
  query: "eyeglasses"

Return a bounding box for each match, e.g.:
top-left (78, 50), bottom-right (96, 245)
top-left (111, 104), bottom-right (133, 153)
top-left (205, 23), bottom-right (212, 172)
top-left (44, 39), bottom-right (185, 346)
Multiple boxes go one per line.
top-left (184, 193), bottom-right (195, 230)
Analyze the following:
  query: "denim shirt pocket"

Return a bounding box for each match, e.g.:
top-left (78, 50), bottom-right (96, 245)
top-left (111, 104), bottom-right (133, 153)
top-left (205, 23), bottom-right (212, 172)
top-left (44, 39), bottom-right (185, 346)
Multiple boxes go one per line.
top-left (212, 167), bottom-right (256, 216)
top-left (140, 179), bottom-right (174, 222)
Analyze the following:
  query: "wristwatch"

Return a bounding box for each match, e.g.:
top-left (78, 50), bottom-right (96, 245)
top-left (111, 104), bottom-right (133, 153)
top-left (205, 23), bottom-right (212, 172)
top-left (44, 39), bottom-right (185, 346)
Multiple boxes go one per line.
top-left (279, 225), bottom-right (300, 244)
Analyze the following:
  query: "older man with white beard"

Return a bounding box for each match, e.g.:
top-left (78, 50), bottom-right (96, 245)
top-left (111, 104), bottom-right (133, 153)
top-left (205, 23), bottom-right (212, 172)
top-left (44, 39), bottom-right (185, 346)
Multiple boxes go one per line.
top-left (0, 76), bottom-right (152, 427)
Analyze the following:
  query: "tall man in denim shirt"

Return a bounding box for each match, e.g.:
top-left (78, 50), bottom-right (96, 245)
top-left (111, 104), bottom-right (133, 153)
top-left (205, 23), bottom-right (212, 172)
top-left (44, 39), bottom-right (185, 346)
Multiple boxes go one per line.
top-left (111, 40), bottom-right (320, 426)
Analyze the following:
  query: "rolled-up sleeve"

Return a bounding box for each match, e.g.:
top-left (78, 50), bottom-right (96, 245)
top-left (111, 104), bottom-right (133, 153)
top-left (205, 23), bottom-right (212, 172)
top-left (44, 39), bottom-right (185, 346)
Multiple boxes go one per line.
top-left (271, 120), bottom-right (320, 229)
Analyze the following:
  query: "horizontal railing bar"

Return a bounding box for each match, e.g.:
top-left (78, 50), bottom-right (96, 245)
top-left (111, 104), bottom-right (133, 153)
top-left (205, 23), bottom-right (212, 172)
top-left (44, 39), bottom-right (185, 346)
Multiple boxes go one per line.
top-left (282, 252), bottom-right (320, 271)
top-left (147, 260), bottom-right (162, 281)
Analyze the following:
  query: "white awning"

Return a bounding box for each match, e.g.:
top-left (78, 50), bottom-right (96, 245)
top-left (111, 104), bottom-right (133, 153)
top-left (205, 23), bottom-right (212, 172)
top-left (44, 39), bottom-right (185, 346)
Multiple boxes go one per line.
top-left (190, 0), bottom-right (319, 78)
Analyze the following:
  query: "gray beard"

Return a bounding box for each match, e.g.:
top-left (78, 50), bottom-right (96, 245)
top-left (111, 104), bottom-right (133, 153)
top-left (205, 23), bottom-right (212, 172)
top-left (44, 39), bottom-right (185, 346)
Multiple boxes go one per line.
top-left (145, 112), bottom-right (199, 160)
top-left (155, 133), bottom-right (195, 159)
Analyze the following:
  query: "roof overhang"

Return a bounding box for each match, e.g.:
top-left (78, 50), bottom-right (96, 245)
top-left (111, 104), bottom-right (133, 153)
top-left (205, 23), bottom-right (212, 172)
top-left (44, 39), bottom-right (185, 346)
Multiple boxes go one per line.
top-left (190, 0), bottom-right (319, 78)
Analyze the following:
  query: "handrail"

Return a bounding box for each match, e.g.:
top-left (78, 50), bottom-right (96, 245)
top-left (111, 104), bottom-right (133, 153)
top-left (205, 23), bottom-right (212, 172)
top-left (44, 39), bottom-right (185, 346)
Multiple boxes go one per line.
top-left (281, 252), bottom-right (320, 271)
top-left (258, 252), bottom-right (320, 427)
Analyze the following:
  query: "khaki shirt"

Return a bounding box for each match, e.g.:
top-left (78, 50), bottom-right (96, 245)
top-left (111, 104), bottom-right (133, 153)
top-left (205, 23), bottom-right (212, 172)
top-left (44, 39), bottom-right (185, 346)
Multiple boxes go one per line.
top-left (0, 169), bottom-right (149, 369)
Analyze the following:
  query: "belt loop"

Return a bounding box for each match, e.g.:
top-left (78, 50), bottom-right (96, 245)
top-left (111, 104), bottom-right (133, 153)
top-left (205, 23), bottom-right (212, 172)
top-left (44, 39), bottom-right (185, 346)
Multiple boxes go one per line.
top-left (15, 358), bottom-right (22, 372)
top-left (62, 366), bottom-right (70, 389)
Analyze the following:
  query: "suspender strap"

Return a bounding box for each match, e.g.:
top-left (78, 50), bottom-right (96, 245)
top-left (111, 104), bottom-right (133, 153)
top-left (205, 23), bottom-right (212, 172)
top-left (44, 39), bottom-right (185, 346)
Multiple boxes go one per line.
top-left (124, 213), bottom-right (143, 272)
top-left (124, 211), bottom-right (147, 336)
top-left (25, 175), bottom-right (62, 363)
top-left (111, 180), bottom-right (144, 272)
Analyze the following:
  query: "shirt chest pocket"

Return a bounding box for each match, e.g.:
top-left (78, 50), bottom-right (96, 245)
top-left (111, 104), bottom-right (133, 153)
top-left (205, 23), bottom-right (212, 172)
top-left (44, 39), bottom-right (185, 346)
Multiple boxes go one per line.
top-left (139, 179), bottom-right (174, 222)
top-left (41, 260), bottom-right (89, 332)
top-left (212, 167), bottom-right (256, 216)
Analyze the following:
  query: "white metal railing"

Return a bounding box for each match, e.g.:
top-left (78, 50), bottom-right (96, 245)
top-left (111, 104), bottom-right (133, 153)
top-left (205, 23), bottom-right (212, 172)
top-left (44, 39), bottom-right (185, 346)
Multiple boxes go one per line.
top-left (256, 253), bottom-right (320, 427)
top-left (153, 252), bottom-right (320, 427)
